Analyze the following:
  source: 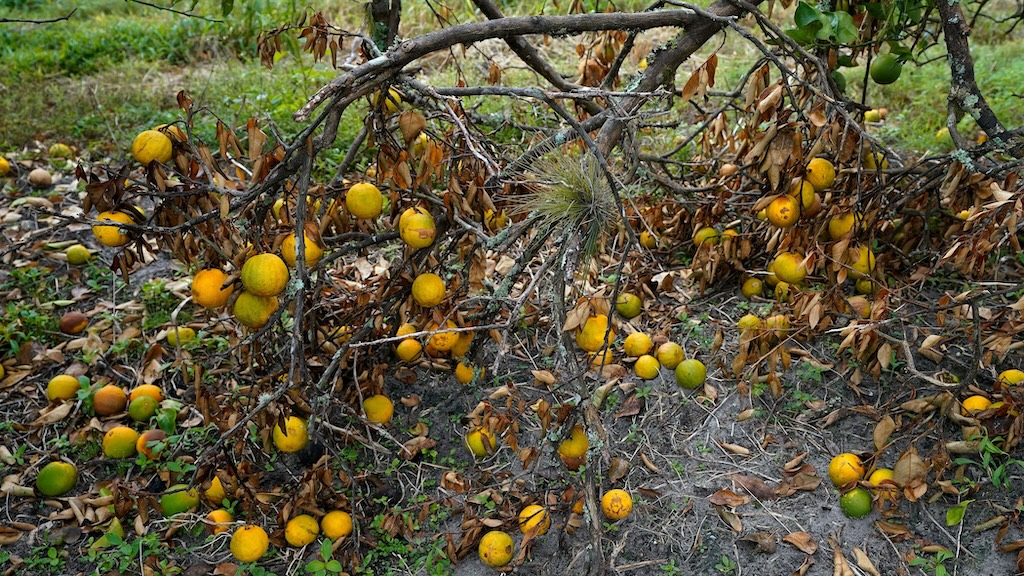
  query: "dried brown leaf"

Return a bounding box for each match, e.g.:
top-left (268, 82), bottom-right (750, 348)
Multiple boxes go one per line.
top-left (783, 531), bottom-right (818, 555)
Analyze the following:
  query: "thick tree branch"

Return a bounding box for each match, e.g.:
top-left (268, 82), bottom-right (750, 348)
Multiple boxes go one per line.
top-left (936, 0), bottom-right (1024, 157)
top-left (295, 9), bottom-right (699, 121)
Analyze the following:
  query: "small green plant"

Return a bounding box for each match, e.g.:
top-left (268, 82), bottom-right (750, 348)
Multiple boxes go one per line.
top-left (23, 544), bottom-right (65, 574)
top-left (715, 554), bottom-right (737, 574)
top-left (909, 548), bottom-right (953, 576)
top-left (0, 302), bottom-right (58, 355)
top-left (954, 433), bottom-right (1024, 489)
top-left (141, 279), bottom-right (190, 330)
top-left (660, 559), bottom-right (683, 575)
top-left (305, 540), bottom-right (345, 576)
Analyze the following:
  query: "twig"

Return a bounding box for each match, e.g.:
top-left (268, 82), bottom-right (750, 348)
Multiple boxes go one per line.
top-left (0, 8), bottom-right (76, 24)
top-left (126, 0), bottom-right (223, 23)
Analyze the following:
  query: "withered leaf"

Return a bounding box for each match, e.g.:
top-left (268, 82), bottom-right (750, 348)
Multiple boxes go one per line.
top-left (738, 530), bottom-right (776, 553)
top-left (714, 505), bottom-right (743, 532)
top-left (852, 547), bottom-right (880, 576)
top-left (893, 447), bottom-right (927, 487)
top-left (608, 457), bottom-right (629, 484)
top-left (873, 415), bottom-right (896, 452)
top-left (709, 489), bottom-right (750, 507)
top-left (783, 531), bottom-right (818, 555)
top-left (398, 436), bottom-right (437, 460)
top-left (731, 474), bottom-right (778, 501)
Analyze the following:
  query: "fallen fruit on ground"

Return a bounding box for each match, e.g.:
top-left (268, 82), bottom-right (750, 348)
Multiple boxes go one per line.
top-left (363, 394), bottom-right (394, 425)
top-left (131, 129), bottom-right (173, 164)
top-left (47, 374), bottom-right (80, 401)
top-left (428, 321), bottom-right (459, 352)
top-left (92, 210), bottom-right (135, 247)
top-left (161, 484), bottom-right (200, 516)
top-left (828, 453), bottom-right (865, 486)
top-left (93, 385), bottom-right (128, 416)
top-left (615, 292), bottom-right (642, 319)
top-left (623, 332), bottom-right (653, 357)
top-left (191, 269), bottom-right (234, 309)
top-left (205, 509), bottom-right (233, 534)
top-left (103, 426), bottom-right (140, 458)
top-left (280, 232), bottom-right (324, 268)
top-left (272, 416), bottom-right (310, 453)
top-left (127, 395), bottom-right (158, 422)
top-left (321, 510), bottom-right (353, 540)
top-left (36, 461), bottom-right (78, 497)
top-left (60, 311), bottom-right (89, 334)
top-left (773, 252), bottom-right (807, 284)
top-left (962, 395), bottom-right (992, 413)
top-left (205, 475), bottom-right (227, 505)
top-left (518, 504), bottom-right (551, 536)
top-left (285, 514), bottom-right (320, 547)
top-left (233, 291), bottom-right (279, 329)
top-left (576, 314), bottom-right (612, 352)
top-left (675, 359), bottom-right (707, 390)
top-left (28, 168), bottom-right (53, 188)
top-left (478, 530), bottom-right (514, 568)
top-left (241, 253), bottom-right (289, 297)
top-left (346, 182), bottom-right (383, 219)
top-left (454, 361), bottom-right (482, 384)
top-left (693, 226), bottom-right (719, 247)
top-left (656, 342), bottom-right (684, 369)
top-left (129, 384), bottom-right (162, 403)
top-left (767, 195), bottom-right (800, 228)
top-left (639, 230), bottom-right (658, 248)
top-left (740, 277), bottom-right (763, 300)
top-left (411, 272), bottom-right (446, 307)
top-left (465, 426), bottom-right (497, 458)
top-left (999, 369), bottom-right (1024, 385)
top-left (634, 354), bottom-right (661, 380)
top-left (558, 424), bottom-right (589, 470)
top-left (136, 429), bottom-right (168, 459)
top-left (0, 157), bottom-right (9, 176)
top-left (231, 525), bottom-right (270, 563)
top-left (165, 326), bottom-right (196, 346)
top-left (839, 486), bottom-right (873, 518)
top-left (601, 489), bottom-right (633, 521)
top-left (868, 468), bottom-right (895, 495)
top-left (65, 244), bottom-right (91, 265)
top-left (738, 314), bottom-right (761, 332)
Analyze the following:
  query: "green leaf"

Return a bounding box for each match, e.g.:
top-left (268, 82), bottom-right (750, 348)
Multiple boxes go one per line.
top-left (833, 12), bottom-right (859, 44)
top-left (222, 0), bottom-right (234, 16)
top-left (864, 2), bottom-right (886, 18)
top-left (785, 26), bottom-right (819, 45)
top-left (794, 2), bottom-right (822, 27)
top-left (946, 500), bottom-right (972, 526)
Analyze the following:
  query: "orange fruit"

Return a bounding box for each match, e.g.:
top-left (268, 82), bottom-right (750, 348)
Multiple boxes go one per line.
top-left (47, 374), bottom-right (81, 401)
top-left (103, 426), bottom-right (140, 458)
top-left (478, 530), bottom-right (514, 568)
top-left (240, 253), bottom-right (289, 297)
top-left (789, 180), bottom-right (816, 210)
top-left (66, 244), bottom-right (92, 265)
top-left (129, 384), bottom-right (162, 403)
top-left (804, 158), bottom-right (836, 192)
top-left (230, 525), bottom-right (269, 563)
top-left (740, 277), bottom-right (763, 299)
top-left (518, 504), bottom-right (550, 536)
top-left (136, 429), bottom-right (168, 460)
top-left (280, 232), bottom-right (324, 268)
top-left (346, 183), bottom-right (383, 219)
top-left (233, 291), bottom-right (279, 329)
top-left (321, 510), bottom-right (353, 540)
top-left (601, 489), bottom-right (633, 521)
top-left (131, 130), bottom-right (173, 164)
top-left (623, 332), bottom-right (653, 357)
top-left (576, 314), bottom-right (612, 353)
top-left (634, 355), bottom-right (661, 380)
top-left (848, 245), bottom-right (875, 278)
top-left (766, 195), bottom-right (800, 228)
top-left (428, 321), bottom-right (458, 352)
top-left (205, 509), bottom-right (233, 534)
top-left (558, 424), bottom-right (588, 470)
top-left (454, 361), bottom-right (483, 384)
top-left (737, 314), bottom-right (761, 332)
top-left (93, 385), bottom-right (128, 416)
top-left (674, 359), bottom-right (706, 390)
top-left (36, 461), bottom-right (78, 497)
top-left (284, 514), bottom-right (319, 547)
top-left (839, 487), bottom-right (873, 518)
top-left (773, 252), bottom-right (807, 284)
top-left (828, 213), bottom-right (856, 240)
top-left (411, 273), bottom-right (446, 307)
top-left (363, 394), bottom-right (394, 425)
top-left (191, 269), bottom-right (234, 309)
top-left (451, 330), bottom-right (474, 357)
top-left (466, 426), bottom-right (498, 458)
top-left (272, 416), bottom-right (309, 453)
top-left (92, 211), bottom-right (135, 247)
top-left (396, 339), bottom-right (422, 362)
top-left (827, 453), bottom-right (865, 486)
top-left (998, 369), bottom-right (1024, 385)
top-left (0, 157), bottom-right (9, 177)
top-left (639, 231), bottom-right (658, 248)
top-left (399, 207), bottom-right (436, 249)
top-left (615, 292), bottom-right (642, 319)
top-left (656, 342), bottom-right (684, 370)
top-left (128, 396), bottom-right (159, 422)
top-left (165, 327), bottom-right (195, 346)
top-left (206, 475), bottom-right (227, 505)
top-left (869, 53), bottom-right (902, 85)
top-left (962, 395), bottom-right (992, 414)
top-left (693, 226), bottom-right (719, 247)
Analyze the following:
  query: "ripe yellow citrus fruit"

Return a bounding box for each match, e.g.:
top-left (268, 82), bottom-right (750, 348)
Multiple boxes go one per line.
top-left (321, 511), bottom-right (353, 540)
top-left (656, 342), bottom-right (684, 370)
top-left (371, 87), bottom-right (402, 114)
top-left (849, 245), bottom-right (875, 278)
top-left (576, 314), bottom-right (612, 353)
top-left (129, 384), bottom-right (162, 403)
top-left (766, 195), bottom-right (800, 228)
top-left (455, 362), bottom-right (483, 384)
top-left (804, 158), bottom-right (836, 192)
top-left (363, 394), bottom-right (394, 425)
top-left (864, 109), bottom-right (882, 122)
top-left (136, 429), bottom-right (168, 459)
top-left (590, 348), bottom-right (614, 368)
top-left (868, 468), bottom-right (894, 488)
top-left (241, 253), bottom-right (289, 297)
top-left (737, 314), bottom-right (761, 332)
top-left (846, 296), bottom-right (871, 319)
top-left (675, 359), bottom-right (706, 390)
top-left (862, 151), bottom-right (888, 170)
top-left (103, 426), bottom-right (140, 458)
top-left (827, 453), bottom-right (865, 486)
top-left (998, 369), bottom-right (1024, 385)
top-left (839, 486), bottom-right (873, 518)
top-left (0, 157), bottom-right (9, 176)
top-left (869, 53), bottom-right (902, 85)
top-left (92, 210), bottom-right (135, 247)
top-left (47, 374), bottom-right (80, 401)
top-left (396, 338), bottom-right (422, 362)
top-left (165, 326), bottom-right (195, 346)
top-left (233, 291), bottom-right (279, 329)
top-left (280, 233), bottom-right (324, 268)
top-left (518, 505), bottom-right (551, 536)
top-left (634, 354), bottom-right (661, 380)
top-left (483, 208), bottom-right (508, 231)
top-left (230, 525), bottom-right (269, 563)
top-left (558, 425), bottom-right (589, 460)
top-left (128, 396), bottom-right (158, 422)
top-left (623, 332), bottom-right (653, 357)
top-left (855, 278), bottom-right (875, 295)
top-left (346, 182), bottom-right (383, 219)
top-left (154, 123), bottom-right (186, 142)
top-left (411, 273), bottom-right (446, 307)
top-left (93, 385), bottom-right (128, 416)
top-left (478, 530), bottom-right (514, 567)
top-left (693, 226), bottom-right (719, 247)
top-left (428, 320), bottom-right (459, 352)
top-left (639, 231), bottom-right (658, 249)
top-left (66, 244), bottom-right (92, 265)
top-left (131, 130), bottom-right (173, 165)
top-left (789, 180), bottom-right (816, 210)
top-left (740, 278), bottom-right (763, 299)
top-left (962, 395), bottom-right (992, 414)
top-left (828, 213), bottom-right (856, 240)
top-left (615, 292), bottom-right (642, 319)
top-left (399, 208), bottom-right (436, 249)
top-left (36, 461), bottom-right (78, 497)
top-left (191, 269), bottom-right (234, 309)
top-left (466, 426), bottom-right (497, 458)
top-left (452, 330), bottom-right (474, 358)
top-left (206, 475), bottom-right (227, 504)
top-left (49, 143), bottom-right (73, 158)
top-left (273, 416), bottom-right (309, 453)
top-left (601, 489), bottom-right (633, 521)
top-left (285, 514), bottom-right (320, 547)
top-left (160, 484), bottom-right (199, 516)
top-left (774, 281), bottom-right (792, 303)
top-left (206, 509), bottom-right (233, 534)
top-left (773, 252), bottom-right (807, 284)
